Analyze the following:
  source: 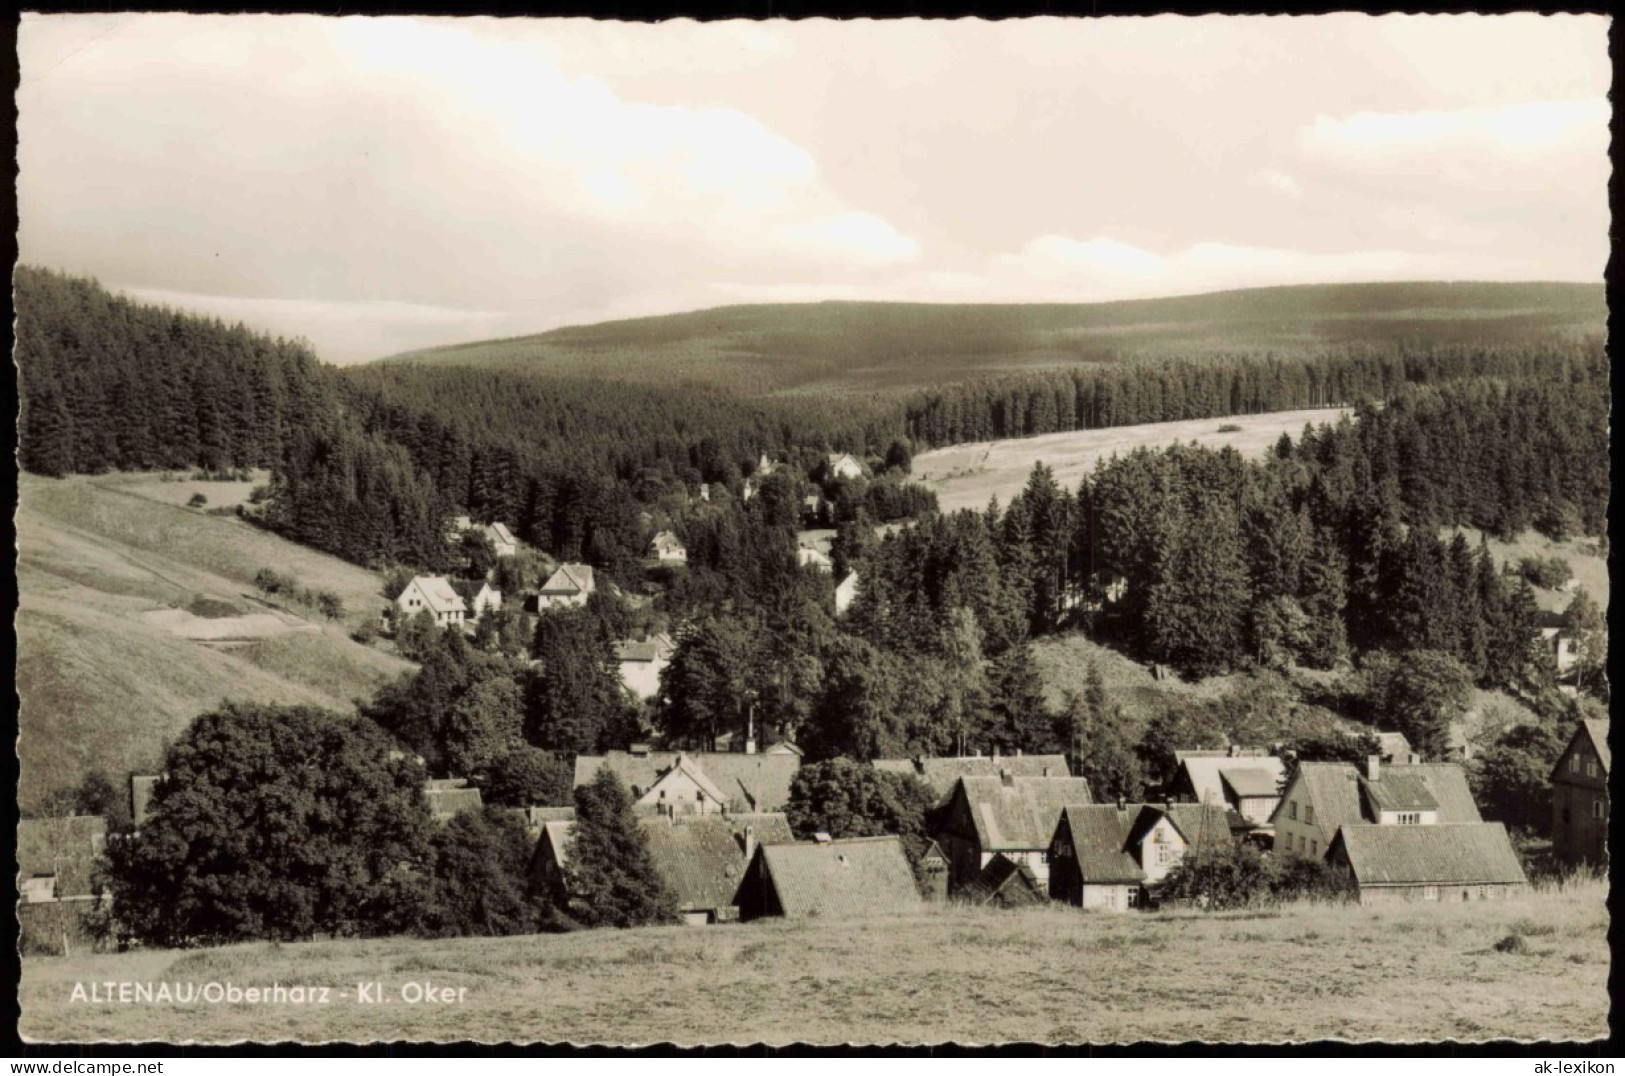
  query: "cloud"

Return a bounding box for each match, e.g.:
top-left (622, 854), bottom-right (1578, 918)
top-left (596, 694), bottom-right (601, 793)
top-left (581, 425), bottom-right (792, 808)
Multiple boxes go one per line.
top-left (1251, 169), bottom-right (1303, 198)
top-left (772, 212), bottom-right (921, 266)
top-left (1301, 100), bottom-right (1608, 162)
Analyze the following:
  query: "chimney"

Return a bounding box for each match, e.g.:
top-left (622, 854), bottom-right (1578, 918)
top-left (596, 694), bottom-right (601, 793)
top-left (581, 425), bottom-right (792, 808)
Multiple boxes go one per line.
top-left (993, 745), bottom-right (1001, 761)
top-left (743, 825), bottom-right (757, 863)
top-left (1015, 748), bottom-right (1022, 757)
top-left (744, 738), bottom-right (757, 755)
top-left (1228, 745), bottom-right (1241, 758)
top-left (1042, 766), bottom-right (1052, 777)
top-left (1000, 768), bottom-right (1014, 788)
top-left (1365, 755), bottom-right (1381, 782)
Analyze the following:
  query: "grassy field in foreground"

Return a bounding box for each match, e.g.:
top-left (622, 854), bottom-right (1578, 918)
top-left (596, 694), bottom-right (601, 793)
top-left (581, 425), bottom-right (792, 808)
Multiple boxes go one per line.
top-left (376, 282), bottom-right (1605, 395)
top-left (914, 407), bottom-right (1350, 514)
top-left (19, 878), bottom-right (1607, 1045)
top-left (16, 473), bottom-right (411, 811)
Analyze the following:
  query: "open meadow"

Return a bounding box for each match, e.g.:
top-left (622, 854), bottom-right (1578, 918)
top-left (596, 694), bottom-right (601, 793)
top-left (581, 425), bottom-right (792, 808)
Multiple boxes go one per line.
top-left (16, 473), bottom-right (412, 811)
top-left (914, 407), bottom-right (1351, 514)
top-left (19, 877), bottom-right (1608, 1045)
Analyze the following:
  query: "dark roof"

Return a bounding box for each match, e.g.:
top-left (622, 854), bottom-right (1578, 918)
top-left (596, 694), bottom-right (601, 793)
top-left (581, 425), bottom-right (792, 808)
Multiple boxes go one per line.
top-left (1331, 823), bottom-right (1528, 887)
top-left (640, 817), bottom-right (752, 912)
top-left (874, 755), bottom-right (1072, 799)
top-left (723, 812), bottom-right (795, 844)
top-left (16, 816), bottom-right (107, 898)
top-left (425, 786), bottom-right (484, 822)
top-left (1274, 762), bottom-right (1481, 827)
top-left (754, 837), bottom-right (921, 919)
top-left (1218, 766), bottom-right (1284, 800)
top-left (1156, 803), bottom-right (1235, 851)
top-left (1057, 805), bottom-right (1145, 884)
top-left (575, 751), bottom-right (800, 812)
top-left (540, 563), bottom-right (594, 595)
top-left (1360, 770), bottom-right (1440, 814)
top-left (958, 853), bottom-right (1047, 907)
top-left (955, 775), bottom-right (1094, 851)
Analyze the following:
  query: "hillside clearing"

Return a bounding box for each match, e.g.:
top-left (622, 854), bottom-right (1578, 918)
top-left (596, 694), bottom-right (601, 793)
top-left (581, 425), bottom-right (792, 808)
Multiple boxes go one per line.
top-left (914, 408), bottom-right (1351, 514)
top-left (1441, 526), bottom-right (1608, 613)
top-left (20, 878), bottom-right (1607, 1045)
top-left (16, 474), bottom-right (411, 810)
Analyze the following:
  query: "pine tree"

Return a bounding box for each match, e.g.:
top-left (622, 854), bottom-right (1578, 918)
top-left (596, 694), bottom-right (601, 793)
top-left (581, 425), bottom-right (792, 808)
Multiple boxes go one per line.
top-left (561, 768), bottom-right (677, 929)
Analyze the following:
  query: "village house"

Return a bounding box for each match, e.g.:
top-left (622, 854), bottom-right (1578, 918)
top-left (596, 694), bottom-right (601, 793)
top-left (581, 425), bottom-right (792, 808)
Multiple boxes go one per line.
top-left (395, 575), bottom-right (468, 627)
top-left (1271, 758), bottom-right (1483, 860)
top-left (613, 632), bottom-right (677, 701)
top-left (17, 815), bottom-right (108, 955)
top-left (1047, 804), bottom-right (1145, 912)
top-left (531, 812), bottom-right (794, 925)
top-left (508, 805), bottom-right (575, 842)
top-left (1538, 609), bottom-right (1580, 675)
top-left (797, 546), bottom-right (834, 573)
top-left (649, 530), bottom-right (687, 563)
top-left (459, 580), bottom-right (502, 617)
top-left (484, 522), bottom-right (519, 558)
top-left (1169, 749), bottom-right (1286, 833)
top-left (873, 752), bottom-right (1072, 804)
top-left (424, 778), bottom-right (484, 823)
top-left (535, 563), bottom-right (595, 609)
top-left (1047, 801), bottom-right (1235, 912)
top-left (736, 835), bottom-right (921, 921)
top-left (449, 514), bottom-right (473, 535)
top-left (834, 571), bottom-right (860, 615)
top-left (574, 749), bottom-right (801, 814)
top-left (1326, 822), bottom-right (1528, 904)
top-left (823, 453), bottom-right (867, 481)
top-left (1550, 718), bottom-right (1609, 865)
top-left (919, 839), bottom-right (950, 901)
top-left (934, 772), bottom-right (1094, 889)
top-left (1373, 731), bottom-right (1421, 765)
top-left (958, 852), bottom-right (1048, 909)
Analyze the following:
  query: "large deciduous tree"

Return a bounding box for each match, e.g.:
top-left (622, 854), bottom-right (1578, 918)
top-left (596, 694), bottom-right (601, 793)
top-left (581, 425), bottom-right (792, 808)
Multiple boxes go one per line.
top-left (104, 702), bottom-right (431, 947)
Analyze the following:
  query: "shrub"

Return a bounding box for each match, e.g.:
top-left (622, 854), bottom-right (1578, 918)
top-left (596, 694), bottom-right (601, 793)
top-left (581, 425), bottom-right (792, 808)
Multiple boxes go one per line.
top-left (1217, 423), bottom-right (1244, 433)
top-left (1514, 556), bottom-right (1572, 590)
top-left (187, 492), bottom-right (208, 508)
top-left (316, 591), bottom-right (345, 620)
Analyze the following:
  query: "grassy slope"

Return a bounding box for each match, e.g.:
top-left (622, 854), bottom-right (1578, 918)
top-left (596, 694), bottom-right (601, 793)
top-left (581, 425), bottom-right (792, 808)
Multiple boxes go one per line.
top-left (19, 879), bottom-right (1607, 1044)
top-left (377, 282), bottom-right (1605, 395)
top-left (16, 474), bottom-right (412, 810)
top-left (1441, 526), bottom-right (1609, 614)
top-left (914, 407), bottom-right (1351, 514)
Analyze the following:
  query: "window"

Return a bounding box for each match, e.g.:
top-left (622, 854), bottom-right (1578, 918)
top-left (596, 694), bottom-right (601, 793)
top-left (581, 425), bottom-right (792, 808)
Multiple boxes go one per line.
top-left (1593, 800), bottom-right (1606, 820)
top-left (1305, 806), bottom-right (1314, 824)
top-left (659, 790), bottom-right (666, 800)
top-left (1571, 754), bottom-right (1582, 773)
top-left (1423, 886), bottom-right (1439, 901)
top-left (1289, 801), bottom-right (1298, 821)
top-left (1310, 840), bottom-right (1317, 856)
top-left (696, 790), bottom-right (704, 802)
top-left (1478, 886), bottom-right (1490, 900)
top-left (1586, 759), bottom-right (1597, 778)
top-left (1396, 813), bottom-right (1420, 825)
top-left (1127, 888), bottom-right (1142, 909)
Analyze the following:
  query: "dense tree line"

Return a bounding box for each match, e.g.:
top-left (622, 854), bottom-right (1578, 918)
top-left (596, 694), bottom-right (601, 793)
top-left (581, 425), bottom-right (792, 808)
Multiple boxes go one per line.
top-left (21, 268), bottom-right (1600, 585)
top-left (15, 267), bottom-right (326, 477)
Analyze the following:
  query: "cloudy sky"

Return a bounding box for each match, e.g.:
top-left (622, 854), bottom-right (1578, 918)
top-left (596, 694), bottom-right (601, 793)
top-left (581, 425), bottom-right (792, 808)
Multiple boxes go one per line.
top-left (17, 14), bottom-right (1610, 364)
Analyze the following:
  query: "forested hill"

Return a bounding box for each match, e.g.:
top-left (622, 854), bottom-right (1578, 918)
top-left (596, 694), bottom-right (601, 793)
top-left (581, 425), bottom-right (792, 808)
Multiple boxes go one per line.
top-left (15, 266), bottom-right (1609, 581)
top-left (377, 282), bottom-right (1606, 395)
